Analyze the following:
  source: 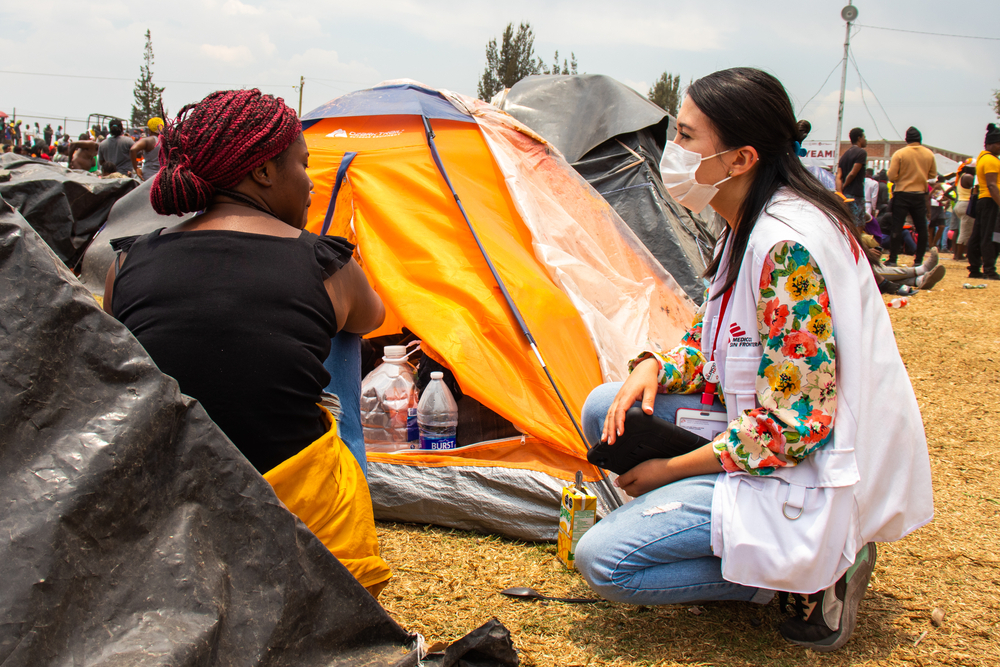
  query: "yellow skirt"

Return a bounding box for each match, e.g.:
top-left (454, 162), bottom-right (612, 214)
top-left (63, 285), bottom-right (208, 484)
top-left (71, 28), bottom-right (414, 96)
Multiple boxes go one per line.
top-left (263, 407), bottom-right (392, 590)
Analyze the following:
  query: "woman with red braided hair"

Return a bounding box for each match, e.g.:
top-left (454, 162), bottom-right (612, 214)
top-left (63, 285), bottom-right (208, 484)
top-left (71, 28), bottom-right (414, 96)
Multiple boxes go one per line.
top-left (102, 89), bottom-right (392, 596)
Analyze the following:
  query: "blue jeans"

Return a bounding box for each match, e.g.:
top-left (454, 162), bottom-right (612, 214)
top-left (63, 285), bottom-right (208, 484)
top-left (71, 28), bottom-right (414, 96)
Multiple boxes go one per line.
top-left (323, 331), bottom-right (367, 477)
top-left (575, 383), bottom-right (773, 605)
top-left (849, 200), bottom-right (867, 229)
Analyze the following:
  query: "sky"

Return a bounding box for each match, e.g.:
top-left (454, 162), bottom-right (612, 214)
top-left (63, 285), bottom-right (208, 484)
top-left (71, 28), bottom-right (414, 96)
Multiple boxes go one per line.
top-left (2, 0), bottom-right (998, 156)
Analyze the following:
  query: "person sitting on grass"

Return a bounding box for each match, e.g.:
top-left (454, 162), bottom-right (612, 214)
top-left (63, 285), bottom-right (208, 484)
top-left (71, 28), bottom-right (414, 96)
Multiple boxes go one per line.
top-left (102, 89), bottom-right (392, 597)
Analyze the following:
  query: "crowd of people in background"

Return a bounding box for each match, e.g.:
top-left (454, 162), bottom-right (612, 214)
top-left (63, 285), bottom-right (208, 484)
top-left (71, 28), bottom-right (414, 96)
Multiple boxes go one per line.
top-left (2, 117), bottom-right (163, 183)
top-left (828, 122), bottom-right (1000, 289)
top-left (5, 108), bottom-right (999, 282)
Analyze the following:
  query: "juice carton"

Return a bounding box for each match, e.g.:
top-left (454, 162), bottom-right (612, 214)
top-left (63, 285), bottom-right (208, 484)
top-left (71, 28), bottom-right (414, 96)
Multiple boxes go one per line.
top-left (557, 481), bottom-right (597, 570)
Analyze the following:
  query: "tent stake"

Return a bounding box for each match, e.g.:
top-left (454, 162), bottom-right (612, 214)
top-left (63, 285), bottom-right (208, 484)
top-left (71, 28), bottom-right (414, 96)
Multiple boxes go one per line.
top-left (420, 115), bottom-right (622, 510)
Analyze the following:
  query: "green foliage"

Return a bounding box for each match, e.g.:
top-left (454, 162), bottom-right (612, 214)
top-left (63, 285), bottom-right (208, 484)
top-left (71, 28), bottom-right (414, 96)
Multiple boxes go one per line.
top-left (540, 50), bottom-right (578, 76)
top-left (477, 22), bottom-right (544, 101)
top-left (994, 86), bottom-right (1000, 118)
top-left (131, 30), bottom-right (165, 128)
top-left (647, 71), bottom-right (681, 116)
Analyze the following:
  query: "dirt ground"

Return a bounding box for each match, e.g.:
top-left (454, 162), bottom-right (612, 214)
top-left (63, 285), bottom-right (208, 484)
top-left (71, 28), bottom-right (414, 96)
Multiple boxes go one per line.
top-left (376, 254), bottom-right (1000, 666)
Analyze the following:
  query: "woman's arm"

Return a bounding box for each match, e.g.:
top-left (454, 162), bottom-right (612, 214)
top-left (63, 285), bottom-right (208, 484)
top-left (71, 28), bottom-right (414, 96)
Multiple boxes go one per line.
top-left (626, 286), bottom-right (709, 395)
top-left (616, 443), bottom-right (723, 497)
top-left (323, 258), bottom-right (385, 334)
top-left (102, 252), bottom-right (126, 316)
top-left (713, 241), bottom-right (837, 475)
top-left (602, 290), bottom-right (710, 444)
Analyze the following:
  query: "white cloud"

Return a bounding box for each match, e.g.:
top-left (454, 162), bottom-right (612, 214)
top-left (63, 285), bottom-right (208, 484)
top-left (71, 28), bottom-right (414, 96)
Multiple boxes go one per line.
top-left (223, 0), bottom-right (262, 15)
top-left (200, 43), bottom-right (255, 64)
top-left (0, 0), bottom-right (995, 153)
top-left (622, 79), bottom-right (650, 96)
top-left (260, 32), bottom-right (277, 56)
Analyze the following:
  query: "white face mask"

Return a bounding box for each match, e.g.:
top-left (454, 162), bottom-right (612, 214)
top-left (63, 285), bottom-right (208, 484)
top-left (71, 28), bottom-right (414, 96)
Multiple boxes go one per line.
top-left (659, 141), bottom-right (733, 214)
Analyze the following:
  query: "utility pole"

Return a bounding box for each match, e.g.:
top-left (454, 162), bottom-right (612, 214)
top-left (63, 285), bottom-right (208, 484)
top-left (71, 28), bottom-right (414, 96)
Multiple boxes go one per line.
top-left (298, 76), bottom-right (304, 117)
top-left (835, 2), bottom-right (858, 156)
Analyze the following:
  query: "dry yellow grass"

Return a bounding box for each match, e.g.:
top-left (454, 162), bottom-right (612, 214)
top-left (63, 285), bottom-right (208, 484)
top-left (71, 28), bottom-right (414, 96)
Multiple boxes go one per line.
top-left (376, 254), bottom-right (1000, 666)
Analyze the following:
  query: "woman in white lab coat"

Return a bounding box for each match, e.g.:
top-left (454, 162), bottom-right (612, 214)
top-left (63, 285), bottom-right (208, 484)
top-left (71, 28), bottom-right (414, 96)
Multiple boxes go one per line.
top-left (574, 68), bottom-right (933, 653)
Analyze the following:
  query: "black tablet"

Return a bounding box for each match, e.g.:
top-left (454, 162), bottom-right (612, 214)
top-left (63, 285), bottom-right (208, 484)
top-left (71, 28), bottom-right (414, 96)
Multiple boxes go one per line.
top-left (586, 406), bottom-right (710, 475)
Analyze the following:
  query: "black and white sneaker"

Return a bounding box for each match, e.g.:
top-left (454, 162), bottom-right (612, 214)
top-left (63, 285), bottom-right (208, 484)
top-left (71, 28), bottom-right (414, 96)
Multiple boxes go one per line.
top-left (778, 542), bottom-right (877, 652)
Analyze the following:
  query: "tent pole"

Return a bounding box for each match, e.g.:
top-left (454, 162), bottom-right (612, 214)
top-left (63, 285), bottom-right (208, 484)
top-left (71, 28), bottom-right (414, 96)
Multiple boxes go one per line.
top-left (420, 115), bottom-right (622, 510)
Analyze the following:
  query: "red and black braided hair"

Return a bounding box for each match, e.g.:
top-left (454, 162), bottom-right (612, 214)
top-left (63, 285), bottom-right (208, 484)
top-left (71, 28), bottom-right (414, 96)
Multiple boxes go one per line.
top-left (150, 89), bottom-right (302, 215)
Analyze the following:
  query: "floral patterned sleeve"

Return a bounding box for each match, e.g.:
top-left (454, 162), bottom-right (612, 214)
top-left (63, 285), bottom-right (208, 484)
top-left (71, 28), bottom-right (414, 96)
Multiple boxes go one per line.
top-left (626, 289), bottom-right (708, 395)
top-left (712, 242), bottom-right (837, 475)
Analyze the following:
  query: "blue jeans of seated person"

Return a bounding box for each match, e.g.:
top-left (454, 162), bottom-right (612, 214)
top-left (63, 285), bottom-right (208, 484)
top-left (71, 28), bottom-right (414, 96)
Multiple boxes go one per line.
top-left (575, 382), bottom-right (774, 605)
top-left (323, 331), bottom-right (367, 477)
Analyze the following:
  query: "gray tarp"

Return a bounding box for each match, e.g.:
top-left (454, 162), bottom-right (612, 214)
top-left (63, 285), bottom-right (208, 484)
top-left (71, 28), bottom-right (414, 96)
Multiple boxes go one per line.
top-left (79, 178), bottom-right (190, 296)
top-left (0, 153), bottom-right (137, 269)
top-left (497, 74), bottom-right (669, 164)
top-left (0, 195), bottom-right (517, 666)
top-left (499, 74), bottom-right (715, 302)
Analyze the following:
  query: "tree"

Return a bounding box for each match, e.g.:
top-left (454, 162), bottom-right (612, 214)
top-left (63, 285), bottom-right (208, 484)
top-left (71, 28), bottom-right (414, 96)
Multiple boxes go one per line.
top-left (540, 50), bottom-right (578, 76)
top-left (647, 72), bottom-right (681, 116)
top-left (994, 85), bottom-right (1000, 118)
top-left (131, 29), bottom-right (165, 128)
top-left (477, 22), bottom-right (543, 101)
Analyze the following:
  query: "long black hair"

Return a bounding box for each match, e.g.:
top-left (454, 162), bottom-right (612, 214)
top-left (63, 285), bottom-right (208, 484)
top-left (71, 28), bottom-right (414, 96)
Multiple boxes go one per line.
top-left (690, 68), bottom-right (860, 299)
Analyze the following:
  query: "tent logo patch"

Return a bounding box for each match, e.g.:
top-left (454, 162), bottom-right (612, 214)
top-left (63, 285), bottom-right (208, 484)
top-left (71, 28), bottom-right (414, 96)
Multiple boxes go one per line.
top-left (729, 323), bottom-right (760, 348)
top-left (347, 130), bottom-right (404, 139)
top-left (327, 129), bottom-right (348, 138)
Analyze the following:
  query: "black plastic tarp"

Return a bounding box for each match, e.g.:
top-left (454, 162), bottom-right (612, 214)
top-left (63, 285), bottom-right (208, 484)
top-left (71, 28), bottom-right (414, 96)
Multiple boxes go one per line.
top-left (0, 153), bottom-right (137, 270)
top-left (0, 195), bottom-right (517, 667)
top-left (500, 74), bottom-right (714, 302)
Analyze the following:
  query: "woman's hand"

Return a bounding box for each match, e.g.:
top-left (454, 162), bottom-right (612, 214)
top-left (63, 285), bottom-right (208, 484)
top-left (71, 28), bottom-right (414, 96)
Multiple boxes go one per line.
top-left (602, 357), bottom-right (660, 444)
top-left (616, 443), bottom-right (725, 498)
top-left (616, 458), bottom-right (674, 497)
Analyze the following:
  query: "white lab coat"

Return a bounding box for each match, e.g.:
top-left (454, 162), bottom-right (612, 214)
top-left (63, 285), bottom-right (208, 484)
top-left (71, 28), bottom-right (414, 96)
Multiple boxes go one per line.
top-left (703, 191), bottom-right (933, 593)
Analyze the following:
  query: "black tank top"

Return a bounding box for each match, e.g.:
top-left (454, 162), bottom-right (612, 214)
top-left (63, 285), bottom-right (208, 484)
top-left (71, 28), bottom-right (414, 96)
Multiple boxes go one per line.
top-left (112, 227), bottom-right (353, 473)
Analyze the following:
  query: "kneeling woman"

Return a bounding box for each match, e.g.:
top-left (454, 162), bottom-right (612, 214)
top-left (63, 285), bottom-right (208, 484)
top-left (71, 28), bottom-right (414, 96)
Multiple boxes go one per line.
top-left (575, 68), bottom-right (933, 652)
top-left (103, 89), bottom-right (391, 595)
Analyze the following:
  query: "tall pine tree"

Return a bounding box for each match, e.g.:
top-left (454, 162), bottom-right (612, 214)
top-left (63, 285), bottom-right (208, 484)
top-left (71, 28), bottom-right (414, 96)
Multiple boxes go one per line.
top-left (647, 72), bottom-right (681, 116)
top-left (131, 30), bottom-right (165, 128)
top-left (477, 23), bottom-right (543, 101)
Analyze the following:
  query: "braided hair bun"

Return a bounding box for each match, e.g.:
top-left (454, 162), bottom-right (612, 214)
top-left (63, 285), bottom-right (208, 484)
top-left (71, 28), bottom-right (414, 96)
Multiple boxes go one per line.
top-left (150, 89), bottom-right (302, 216)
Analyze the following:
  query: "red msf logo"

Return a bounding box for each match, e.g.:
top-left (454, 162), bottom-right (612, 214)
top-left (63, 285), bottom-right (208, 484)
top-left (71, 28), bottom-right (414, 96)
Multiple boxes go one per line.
top-left (729, 323), bottom-right (746, 338)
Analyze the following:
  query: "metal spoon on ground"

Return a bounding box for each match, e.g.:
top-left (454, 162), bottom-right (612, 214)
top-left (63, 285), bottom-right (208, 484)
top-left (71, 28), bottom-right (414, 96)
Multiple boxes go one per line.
top-left (500, 586), bottom-right (599, 603)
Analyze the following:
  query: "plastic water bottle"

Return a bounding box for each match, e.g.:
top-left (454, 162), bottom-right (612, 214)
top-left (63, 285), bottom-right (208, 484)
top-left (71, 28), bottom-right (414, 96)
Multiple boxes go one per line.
top-left (888, 297), bottom-right (908, 308)
top-left (416, 371), bottom-right (458, 451)
top-left (360, 345), bottom-right (418, 453)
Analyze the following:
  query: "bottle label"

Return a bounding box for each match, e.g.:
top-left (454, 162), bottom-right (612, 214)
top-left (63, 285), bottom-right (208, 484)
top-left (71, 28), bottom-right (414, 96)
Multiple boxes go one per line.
top-left (417, 435), bottom-right (457, 450)
top-left (406, 408), bottom-right (418, 442)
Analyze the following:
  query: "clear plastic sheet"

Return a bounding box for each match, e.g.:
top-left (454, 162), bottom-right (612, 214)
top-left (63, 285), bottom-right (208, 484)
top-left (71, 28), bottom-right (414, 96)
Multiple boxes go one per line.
top-left (443, 90), bottom-right (695, 382)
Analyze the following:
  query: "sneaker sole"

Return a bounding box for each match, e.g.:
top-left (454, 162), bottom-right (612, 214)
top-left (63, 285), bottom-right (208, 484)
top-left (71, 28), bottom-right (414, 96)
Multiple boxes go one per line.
top-left (796, 542), bottom-right (878, 653)
top-left (919, 265), bottom-right (946, 290)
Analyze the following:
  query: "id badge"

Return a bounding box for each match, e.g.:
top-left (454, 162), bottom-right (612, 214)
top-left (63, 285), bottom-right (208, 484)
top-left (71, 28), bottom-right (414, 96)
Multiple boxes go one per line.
top-left (675, 408), bottom-right (728, 441)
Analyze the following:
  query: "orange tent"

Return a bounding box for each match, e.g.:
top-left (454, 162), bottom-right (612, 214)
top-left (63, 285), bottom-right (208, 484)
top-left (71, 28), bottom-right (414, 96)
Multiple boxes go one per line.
top-left (302, 83), bottom-right (693, 539)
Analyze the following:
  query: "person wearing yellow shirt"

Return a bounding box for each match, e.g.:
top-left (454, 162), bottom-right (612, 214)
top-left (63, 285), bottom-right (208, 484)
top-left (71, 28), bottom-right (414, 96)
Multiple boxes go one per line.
top-left (967, 124), bottom-right (1000, 279)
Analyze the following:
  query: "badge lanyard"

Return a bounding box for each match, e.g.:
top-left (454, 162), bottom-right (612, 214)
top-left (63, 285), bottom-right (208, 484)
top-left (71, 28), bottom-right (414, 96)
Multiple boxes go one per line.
top-left (701, 285), bottom-right (734, 407)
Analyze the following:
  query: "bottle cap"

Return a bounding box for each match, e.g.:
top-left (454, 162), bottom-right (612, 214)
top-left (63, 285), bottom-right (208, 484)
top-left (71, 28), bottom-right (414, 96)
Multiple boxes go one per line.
top-left (430, 371), bottom-right (444, 380)
top-left (384, 345), bottom-right (407, 359)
